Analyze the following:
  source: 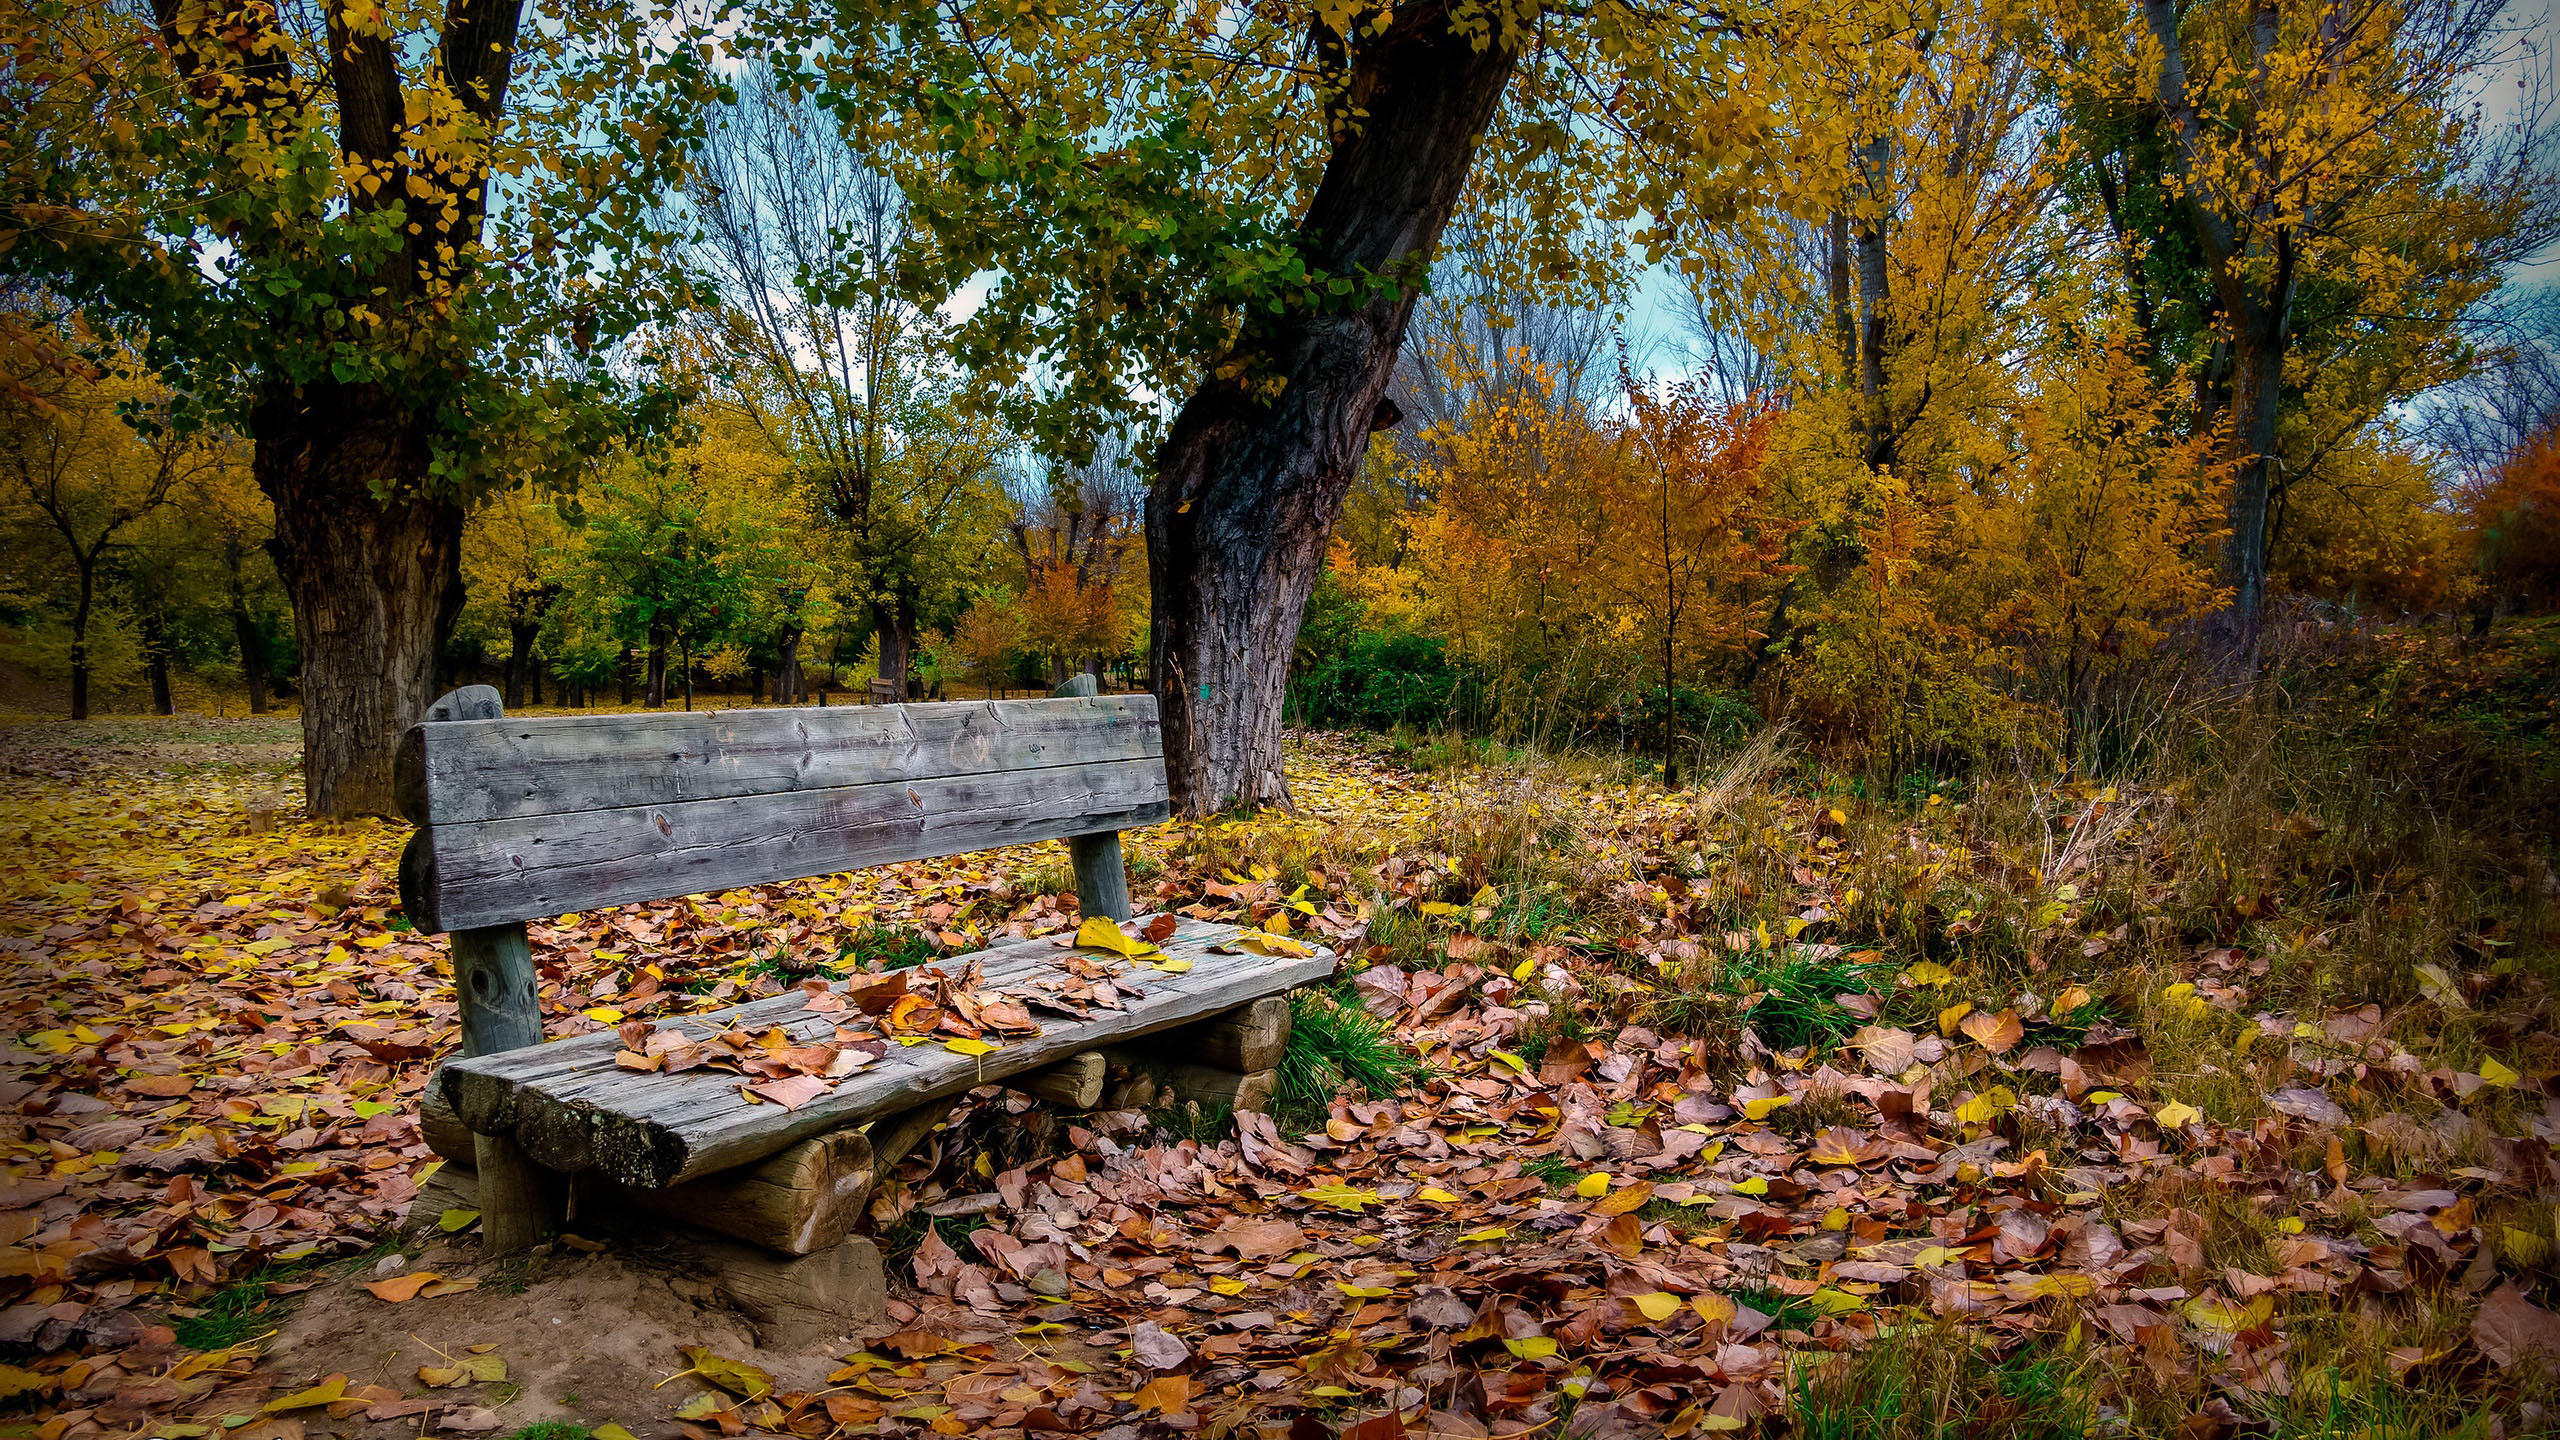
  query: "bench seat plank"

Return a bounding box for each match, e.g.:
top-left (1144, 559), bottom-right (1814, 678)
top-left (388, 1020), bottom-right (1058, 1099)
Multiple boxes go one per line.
top-left (438, 918), bottom-right (1331, 1188)
top-left (402, 758), bottom-right (1169, 933)
top-left (397, 696), bottom-right (1161, 826)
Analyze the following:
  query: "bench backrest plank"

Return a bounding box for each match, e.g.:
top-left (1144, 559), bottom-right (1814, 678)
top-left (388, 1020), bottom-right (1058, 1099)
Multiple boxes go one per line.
top-left (398, 695), bottom-right (1166, 933)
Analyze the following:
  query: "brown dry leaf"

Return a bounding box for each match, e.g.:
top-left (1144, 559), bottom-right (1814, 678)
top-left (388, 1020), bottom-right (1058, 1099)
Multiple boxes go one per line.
top-left (743, 1075), bottom-right (830, 1110)
top-left (1203, 1217), bottom-right (1306, 1260)
top-left (364, 1272), bottom-right (445, 1303)
top-left (2474, 1281), bottom-right (2560, 1368)
top-left (1131, 1375), bottom-right (1192, 1415)
top-left (1960, 1008), bottom-right (2025, 1055)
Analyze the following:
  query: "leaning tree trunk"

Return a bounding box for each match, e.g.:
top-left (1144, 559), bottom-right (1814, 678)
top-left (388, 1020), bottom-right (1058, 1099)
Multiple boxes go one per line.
top-left (254, 391), bottom-right (463, 819)
top-left (1146, 0), bottom-right (1520, 815)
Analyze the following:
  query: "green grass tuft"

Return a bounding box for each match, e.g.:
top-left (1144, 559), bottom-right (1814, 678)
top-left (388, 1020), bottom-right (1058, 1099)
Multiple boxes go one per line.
top-left (1276, 986), bottom-right (1426, 1118)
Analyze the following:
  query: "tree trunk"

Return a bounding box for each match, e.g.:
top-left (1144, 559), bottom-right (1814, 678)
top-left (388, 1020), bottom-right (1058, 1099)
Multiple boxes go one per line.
top-left (255, 394), bottom-right (463, 819)
top-left (777, 627), bottom-right (802, 704)
top-left (1146, 0), bottom-right (1520, 815)
top-left (680, 632), bottom-right (694, 711)
top-left (65, 558), bottom-right (94, 721)
top-left (871, 596), bottom-right (915, 696)
top-left (617, 644), bottom-right (634, 705)
top-left (1826, 210), bottom-right (1855, 376)
top-left (226, 544), bottom-right (271, 715)
top-left (1855, 136), bottom-right (1893, 471)
top-left (141, 607), bottom-right (175, 716)
top-left (503, 620), bottom-right (539, 710)
top-left (646, 625), bottom-right (669, 707)
top-left (2221, 305), bottom-right (2286, 637)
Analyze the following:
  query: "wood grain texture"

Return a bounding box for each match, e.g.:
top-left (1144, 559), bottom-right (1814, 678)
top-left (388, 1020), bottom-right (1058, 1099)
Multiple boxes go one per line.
top-left (421, 1093), bottom-right (876, 1256)
top-left (398, 694), bottom-right (1159, 826)
top-left (440, 918), bottom-right (1333, 1187)
top-left (1011, 1051), bottom-right (1105, 1108)
top-left (1132, 995), bottom-right (1291, 1072)
top-left (403, 758), bottom-right (1169, 933)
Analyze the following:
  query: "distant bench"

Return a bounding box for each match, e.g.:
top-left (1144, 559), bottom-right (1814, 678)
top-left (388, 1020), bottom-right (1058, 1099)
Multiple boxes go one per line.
top-left (395, 683), bottom-right (1331, 1337)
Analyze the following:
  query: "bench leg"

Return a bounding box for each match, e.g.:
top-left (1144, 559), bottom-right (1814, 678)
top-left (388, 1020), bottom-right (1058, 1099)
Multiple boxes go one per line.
top-left (474, 1131), bottom-right (557, 1257)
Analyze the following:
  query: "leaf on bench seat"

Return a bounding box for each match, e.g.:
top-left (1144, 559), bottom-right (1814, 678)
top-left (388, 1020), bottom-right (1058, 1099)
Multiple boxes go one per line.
top-left (1074, 916), bottom-right (1162, 958)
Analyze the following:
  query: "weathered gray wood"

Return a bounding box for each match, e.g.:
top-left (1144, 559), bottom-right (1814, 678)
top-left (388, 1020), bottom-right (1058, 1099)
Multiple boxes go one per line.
top-left (440, 918), bottom-right (1334, 1187)
top-left (396, 694), bottom-right (1161, 827)
top-left (604, 1128), bottom-right (875, 1256)
top-left (673, 1234), bottom-right (887, 1349)
top-left (403, 757), bottom-right (1170, 933)
top-left (1133, 994), bottom-right (1292, 1073)
top-left (452, 923), bottom-right (544, 1055)
top-left (867, 1100), bottom-right (958, 1173)
top-left (423, 1092), bottom-right (878, 1256)
top-left (1103, 1050), bottom-right (1278, 1114)
top-left (1069, 833), bottom-right (1133, 921)
top-left (413, 687), bottom-right (558, 1259)
top-left (424, 685), bottom-right (504, 724)
top-left (1045, 676), bottom-right (1136, 922)
top-left (474, 1132), bottom-right (551, 1256)
top-left (1011, 1051), bottom-right (1104, 1109)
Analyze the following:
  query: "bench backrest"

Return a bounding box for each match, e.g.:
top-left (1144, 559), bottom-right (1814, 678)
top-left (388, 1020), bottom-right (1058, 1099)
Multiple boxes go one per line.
top-left (396, 690), bottom-right (1167, 933)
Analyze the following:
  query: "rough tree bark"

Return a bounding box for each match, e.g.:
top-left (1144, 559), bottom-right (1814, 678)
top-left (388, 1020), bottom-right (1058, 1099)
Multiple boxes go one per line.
top-left (1146, 0), bottom-right (1521, 815)
top-left (255, 389), bottom-right (465, 818)
top-left (148, 0), bottom-right (525, 813)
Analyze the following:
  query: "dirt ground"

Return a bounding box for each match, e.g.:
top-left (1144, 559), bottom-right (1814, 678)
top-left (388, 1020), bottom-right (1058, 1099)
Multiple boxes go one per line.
top-left (261, 1235), bottom-right (855, 1440)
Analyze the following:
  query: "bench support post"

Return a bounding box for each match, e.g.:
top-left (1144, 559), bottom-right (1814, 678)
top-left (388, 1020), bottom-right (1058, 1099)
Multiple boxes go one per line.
top-left (1051, 673), bottom-right (1135, 920)
top-left (423, 687), bottom-right (561, 1257)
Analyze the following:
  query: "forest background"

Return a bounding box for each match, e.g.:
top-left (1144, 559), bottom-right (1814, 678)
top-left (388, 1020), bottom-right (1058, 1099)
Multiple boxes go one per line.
top-left (4, 0), bottom-right (2560, 793)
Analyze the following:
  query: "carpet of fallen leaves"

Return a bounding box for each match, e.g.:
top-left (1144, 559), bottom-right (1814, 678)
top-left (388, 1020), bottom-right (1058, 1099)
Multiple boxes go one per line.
top-left (3, 712), bottom-right (2558, 1440)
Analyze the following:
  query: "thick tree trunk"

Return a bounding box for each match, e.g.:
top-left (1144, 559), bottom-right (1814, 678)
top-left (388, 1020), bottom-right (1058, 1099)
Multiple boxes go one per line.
top-left (1146, 0), bottom-right (1520, 815)
top-left (255, 393), bottom-right (463, 819)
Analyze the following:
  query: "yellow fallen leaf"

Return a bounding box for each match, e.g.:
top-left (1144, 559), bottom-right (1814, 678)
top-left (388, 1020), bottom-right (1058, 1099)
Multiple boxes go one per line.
top-left (1337, 1281), bottom-right (1392, 1297)
top-left (942, 1037), bottom-right (999, 1057)
top-left (2479, 1056), bottom-right (2521, 1087)
top-left (1297, 1182), bottom-right (1382, 1212)
top-left (1631, 1292), bottom-right (1682, 1322)
top-left (1575, 1172), bottom-right (1611, 1198)
top-left (1903, 961), bottom-right (1957, 987)
top-left (1938, 1001), bottom-right (1974, 1036)
top-left (1501, 1336), bottom-right (1557, 1360)
top-left (1741, 1094), bottom-right (1795, 1121)
top-left (2153, 1100), bottom-right (2203, 1129)
top-left (436, 1208), bottom-right (480, 1233)
top-left (1453, 1226), bottom-right (1511, 1243)
top-left (1416, 1186), bottom-right (1462, 1203)
top-left (679, 1346), bottom-right (774, 1399)
top-left (1151, 957), bottom-right (1195, 974)
top-left (264, 1376), bottom-right (348, 1412)
top-left (1238, 932), bottom-right (1312, 958)
top-left (1074, 917), bottom-right (1161, 958)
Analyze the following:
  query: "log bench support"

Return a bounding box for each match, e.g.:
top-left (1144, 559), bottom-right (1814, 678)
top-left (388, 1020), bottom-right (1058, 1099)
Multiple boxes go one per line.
top-left (398, 681), bottom-right (1329, 1302)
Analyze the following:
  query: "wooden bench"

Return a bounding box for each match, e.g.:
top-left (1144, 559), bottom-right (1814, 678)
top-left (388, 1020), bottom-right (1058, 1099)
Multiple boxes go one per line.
top-left (395, 683), bottom-right (1332, 1324)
